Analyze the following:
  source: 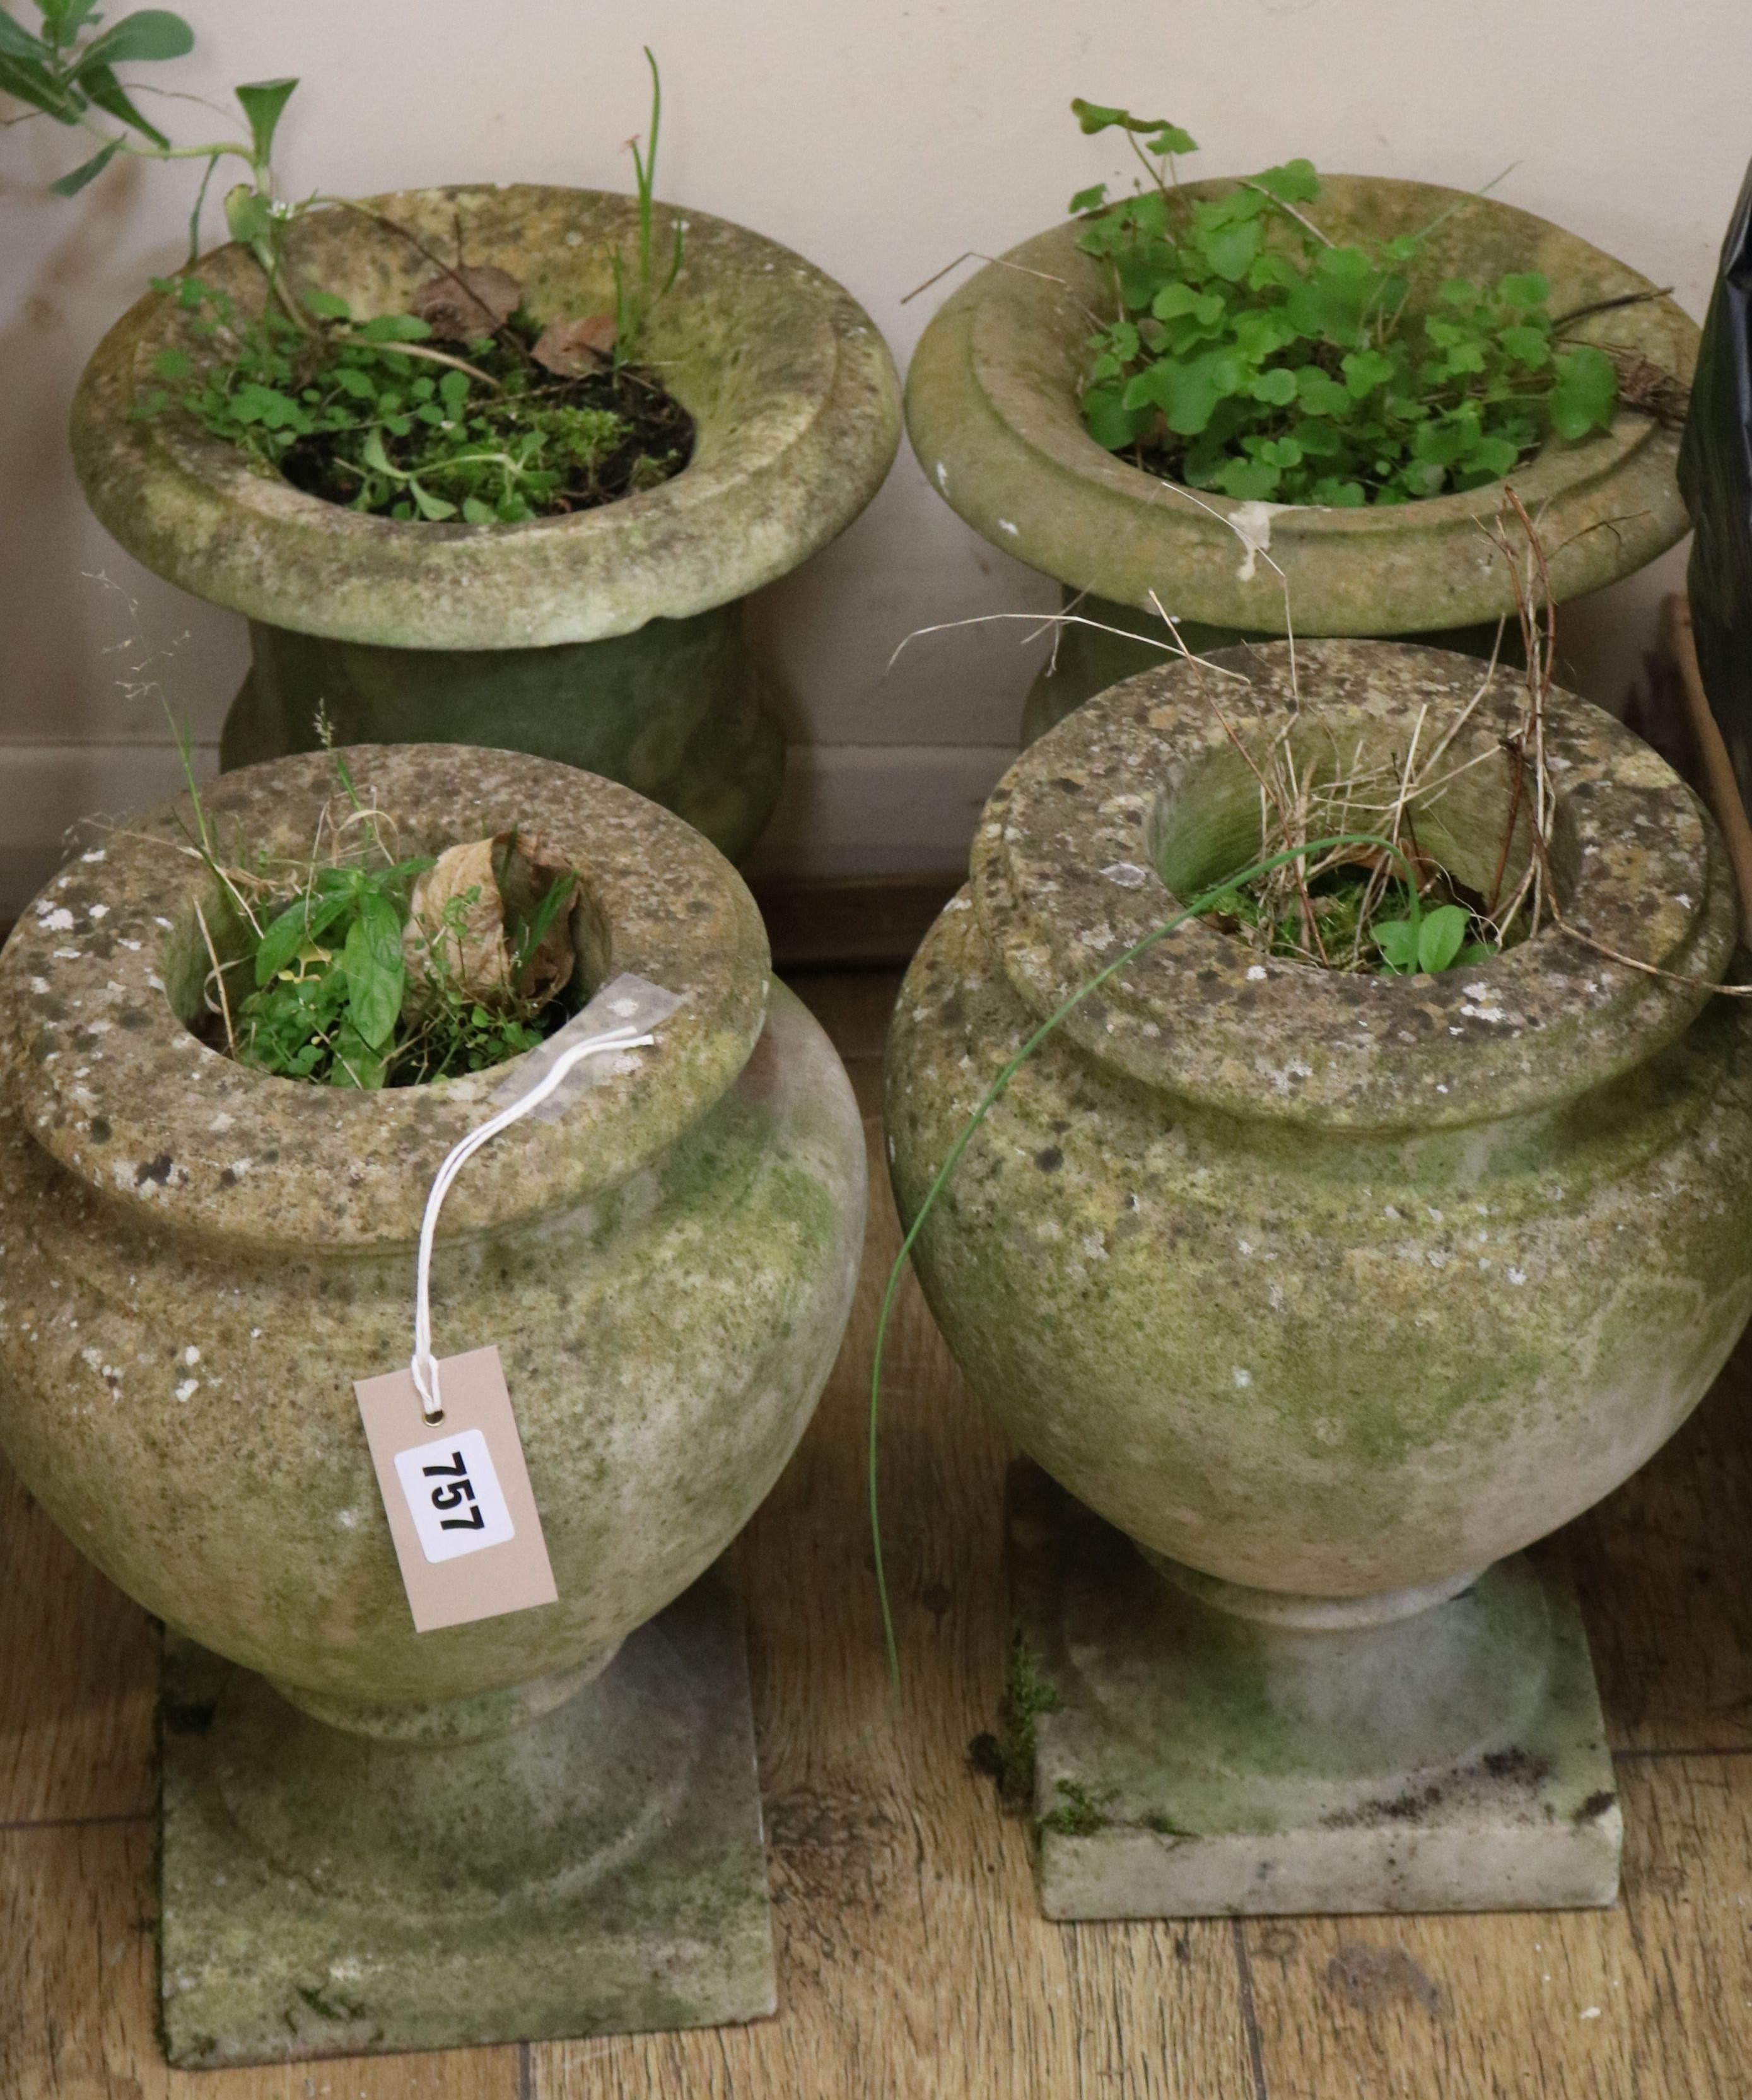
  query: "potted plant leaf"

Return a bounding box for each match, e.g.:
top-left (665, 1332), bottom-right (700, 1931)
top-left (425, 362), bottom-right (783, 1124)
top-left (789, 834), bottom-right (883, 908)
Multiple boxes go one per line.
top-left (0, 738), bottom-right (868, 2061)
top-left (4, 6), bottom-right (901, 860)
top-left (904, 100), bottom-right (1696, 742)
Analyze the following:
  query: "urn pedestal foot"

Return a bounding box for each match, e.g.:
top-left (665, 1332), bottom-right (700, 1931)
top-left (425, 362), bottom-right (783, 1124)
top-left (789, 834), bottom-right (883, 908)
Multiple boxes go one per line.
top-left (158, 1566), bottom-right (776, 2067)
top-left (1007, 1465), bottom-right (1620, 1921)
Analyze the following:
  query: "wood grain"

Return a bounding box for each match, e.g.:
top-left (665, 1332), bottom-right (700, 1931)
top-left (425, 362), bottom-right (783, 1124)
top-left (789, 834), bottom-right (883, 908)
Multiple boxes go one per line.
top-left (1567, 1329), bottom-right (1752, 1754)
top-left (1242, 1756), bottom-right (1752, 2100)
top-left (6, 972), bottom-right (1752, 2099)
top-left (0, 1462), bottom-right (156, 1824)
top-left (533, 1055), bottom-right (1256, 2099)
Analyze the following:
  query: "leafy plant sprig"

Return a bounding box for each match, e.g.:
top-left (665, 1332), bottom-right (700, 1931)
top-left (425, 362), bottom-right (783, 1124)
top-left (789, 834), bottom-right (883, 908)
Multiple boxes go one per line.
top-left (1373, 898), bottom-right (1490, 975)
top-left (4, 6), bottom-right (686, 363)
top-left (1, 1), bottom-right (301, 278)
top-left (237, 855), bottom-right (431, 1088)
top-left (5, 7), bottom-right (695, 520)
top-left (137, 277), bottom-right (679, 523)
top-left (1067, 100), bottom-right (1620, 506)
top-left (165, 724), bottom-right (581, 1089)
top-left (1217, 862), bottom-right (1506, 975)
top-left (230, 833), bottom-right (582, 1089)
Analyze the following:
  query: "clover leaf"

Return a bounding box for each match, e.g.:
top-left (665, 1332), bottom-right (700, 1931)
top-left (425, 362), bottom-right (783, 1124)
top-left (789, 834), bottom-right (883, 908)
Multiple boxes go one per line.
top-left (1068, 101), bottom-right (1620, 504)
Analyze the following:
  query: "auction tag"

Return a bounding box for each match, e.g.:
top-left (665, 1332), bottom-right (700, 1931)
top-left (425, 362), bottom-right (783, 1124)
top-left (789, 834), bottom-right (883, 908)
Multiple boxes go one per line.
top-left (353, 1345), bottom-right (558, 1633)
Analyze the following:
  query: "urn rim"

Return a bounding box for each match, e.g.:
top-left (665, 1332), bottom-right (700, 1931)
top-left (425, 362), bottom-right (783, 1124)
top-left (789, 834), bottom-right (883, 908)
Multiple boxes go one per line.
top-left (903, 173), bottom-right (1696, 633)
top-left (69, 183), bottom-right (902, 650)
top-left (0, 744), bottom-right (770, 1247)
top-left (971, 638), bottom-right (1734, 1131)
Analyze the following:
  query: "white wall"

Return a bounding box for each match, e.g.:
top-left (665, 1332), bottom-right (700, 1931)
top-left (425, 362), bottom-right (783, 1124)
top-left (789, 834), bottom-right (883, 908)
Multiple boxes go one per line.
top-left (2, 0), bottom-right (1746, 910)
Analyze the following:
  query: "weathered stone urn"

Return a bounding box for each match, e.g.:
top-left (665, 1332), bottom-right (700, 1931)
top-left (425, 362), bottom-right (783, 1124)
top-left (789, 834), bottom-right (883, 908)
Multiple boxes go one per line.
top-left (71, 185), bottom-right (902, 861)
top-left (0, 745), bottom-right (867, 2060)
top-left (886, 640), bottom-right (1752, 1917)
top-left (904, 178), bottom-right (1698, 743)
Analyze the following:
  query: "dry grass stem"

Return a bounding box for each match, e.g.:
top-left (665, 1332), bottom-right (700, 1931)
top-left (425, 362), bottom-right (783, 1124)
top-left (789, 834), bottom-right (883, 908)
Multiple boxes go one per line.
top-left (192, 898), bottom-right (237, 1059)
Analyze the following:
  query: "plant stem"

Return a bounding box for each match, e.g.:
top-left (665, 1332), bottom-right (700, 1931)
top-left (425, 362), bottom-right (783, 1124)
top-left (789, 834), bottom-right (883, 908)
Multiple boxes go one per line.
top-left (1239, 179), bottom-right (1333, 247)
top-left (73, 115), bottom-right (255, 169)
top-left (194, 899), bottom-right (237, 1058)
top-left (332, 336), bottom-right (500, 387)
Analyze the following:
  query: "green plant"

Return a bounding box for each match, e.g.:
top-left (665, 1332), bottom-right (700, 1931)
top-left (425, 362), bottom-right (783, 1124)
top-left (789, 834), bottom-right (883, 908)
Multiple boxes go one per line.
top-left (170, 735), bottom-right (580, 1089)
top-left (4, 9), bottom-right (694, 518)
top-left (235, 853), bottom-right (431, 1089)
top-left (1066, 100), bottom-right (1618, 505)
top-left (612, 45), bottom-right (684, 364)
top-left (138, 276), bottom-right (687, 524)
top-left (1217, 857), bottom-right (1508, 977)
top-left (1372, 898), bottom-right (1491, 975)
top-left (0, 1), bottom-right (300, 273)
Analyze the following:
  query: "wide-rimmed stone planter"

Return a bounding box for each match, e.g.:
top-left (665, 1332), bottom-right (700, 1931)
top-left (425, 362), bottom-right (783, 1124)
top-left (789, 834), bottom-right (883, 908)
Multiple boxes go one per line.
top-left (0, 744), bottom-right (867, 2061)
top-left (886, 640), bottom-right (1752, 1917)
top-left (905, 178), bottom-right (1698, 743)
top-left (71, 185), bottom-right (902, 861)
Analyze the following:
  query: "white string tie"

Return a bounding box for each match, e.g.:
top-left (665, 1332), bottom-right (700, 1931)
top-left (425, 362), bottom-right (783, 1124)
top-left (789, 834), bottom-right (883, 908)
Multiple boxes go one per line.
top-left (410, 1021), bottom-right (654, 1420)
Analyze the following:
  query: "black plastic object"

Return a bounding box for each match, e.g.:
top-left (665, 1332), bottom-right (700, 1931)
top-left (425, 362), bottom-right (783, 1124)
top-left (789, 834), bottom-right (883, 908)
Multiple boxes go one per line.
top-left (1679, 160), bottom-right (1752, 807)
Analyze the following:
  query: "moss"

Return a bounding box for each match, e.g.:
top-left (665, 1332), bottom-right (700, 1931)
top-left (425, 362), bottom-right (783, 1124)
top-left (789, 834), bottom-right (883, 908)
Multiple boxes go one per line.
top-left (971, 1630), bottom-right (1062, 1810)
top-left (1039, 1779), bottom-right (1109, 1838)
top-left (295, 1982), bottom-right (369, 2026)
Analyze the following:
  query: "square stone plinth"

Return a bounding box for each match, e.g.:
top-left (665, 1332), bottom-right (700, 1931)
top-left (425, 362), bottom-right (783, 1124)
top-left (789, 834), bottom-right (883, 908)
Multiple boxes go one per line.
top-left (1008, 1465), bottom-right (1621, 1921)
top-left (159, 1567), bottom-right (775, 2065)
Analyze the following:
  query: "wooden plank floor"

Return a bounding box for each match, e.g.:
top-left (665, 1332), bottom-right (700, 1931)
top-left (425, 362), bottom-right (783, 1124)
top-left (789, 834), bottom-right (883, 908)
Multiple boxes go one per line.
top-left (4, 966), bottom-right (1752, 2099)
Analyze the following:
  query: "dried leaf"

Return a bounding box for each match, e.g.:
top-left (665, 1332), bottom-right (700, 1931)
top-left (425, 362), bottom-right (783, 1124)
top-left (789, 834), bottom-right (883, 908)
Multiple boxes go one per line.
top-left (1603, 345), bottom-right (1690, 429)
top-left (403, 838), bottom-right (509, 1005)
top-left (408, 264), bottom-right (523, 343)
top-left (492, 829), bottom-right (578, 1007)
top-left (402, 829), bottom-right (578, 1013)
top-left (531, 312), bottom-right (618, 377)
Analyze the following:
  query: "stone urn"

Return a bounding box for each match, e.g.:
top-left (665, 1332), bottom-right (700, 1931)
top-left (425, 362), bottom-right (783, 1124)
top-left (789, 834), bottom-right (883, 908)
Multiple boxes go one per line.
top-left (885, 640), bottom-right (1752, 1918)
top-left (904, 178), bottom-right (1698, 743)
top-left (0, 745), bottom-right (867, 2062)
top-left (70, 185), bottom-right (902, 862)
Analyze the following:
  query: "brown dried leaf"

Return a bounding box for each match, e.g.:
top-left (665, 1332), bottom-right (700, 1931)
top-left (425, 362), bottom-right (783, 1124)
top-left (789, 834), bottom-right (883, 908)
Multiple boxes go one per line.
top-left (402, 838), bottom-right (510, 1006)
top-left (402, 829), bottom-right (580, 1016)
top-left (531, 312), bottom-right (617, 377)
top-left (1603, 345), bottom-right (1691, 430)
top-left (409, 264), bottom-right (523, 343)
top-left (491, 829), bottom-right (578, 1007)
